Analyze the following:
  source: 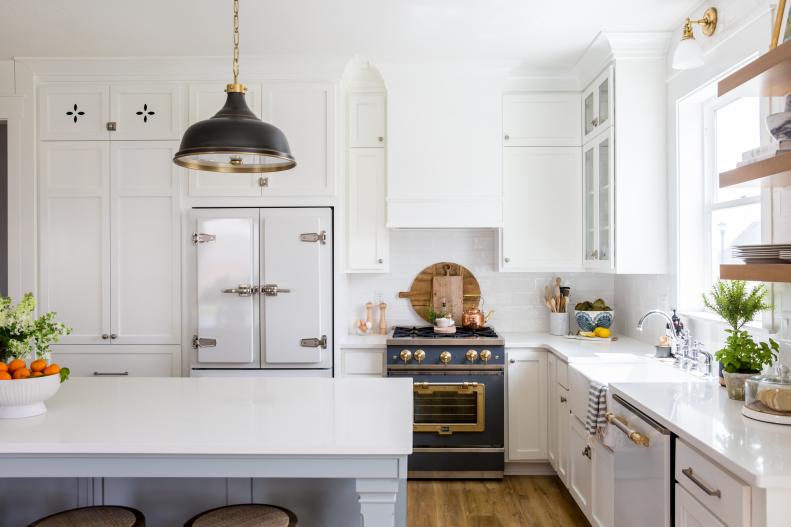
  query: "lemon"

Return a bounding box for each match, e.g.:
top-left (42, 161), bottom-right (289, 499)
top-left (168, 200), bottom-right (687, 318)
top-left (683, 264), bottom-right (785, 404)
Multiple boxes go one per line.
top-left (593, 327), bottom-right (611, 338)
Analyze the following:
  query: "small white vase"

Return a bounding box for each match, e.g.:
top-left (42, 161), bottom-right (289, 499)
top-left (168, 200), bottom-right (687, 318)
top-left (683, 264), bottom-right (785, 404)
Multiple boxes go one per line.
top-left (549, 313), bottom-right (570, 336)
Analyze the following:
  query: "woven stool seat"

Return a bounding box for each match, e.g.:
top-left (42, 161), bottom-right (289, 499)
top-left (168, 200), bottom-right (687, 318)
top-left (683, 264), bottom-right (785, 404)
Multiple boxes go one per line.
top-left (185, 504), bottom-right (298, 527)
top-left (29, 506), bottom-right (144, 527)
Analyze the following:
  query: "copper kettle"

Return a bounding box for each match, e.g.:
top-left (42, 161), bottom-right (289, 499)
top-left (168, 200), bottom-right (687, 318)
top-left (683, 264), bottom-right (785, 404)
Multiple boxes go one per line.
top-left (462, 300), bottom-right (494, 329)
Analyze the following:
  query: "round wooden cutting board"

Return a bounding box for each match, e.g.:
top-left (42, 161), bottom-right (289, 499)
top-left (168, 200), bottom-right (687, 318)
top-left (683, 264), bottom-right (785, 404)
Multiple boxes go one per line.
top-left (398, 262), bottom-right (481, 324)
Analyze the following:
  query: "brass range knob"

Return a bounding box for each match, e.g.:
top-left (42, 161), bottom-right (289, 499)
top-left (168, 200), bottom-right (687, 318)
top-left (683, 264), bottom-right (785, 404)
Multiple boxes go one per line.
top-left (399, 350), bottom-right (412, 364)
top-left (465, 349), bottom-right (478, 363)
top-left (414, 349), bottom-right (426, 363)
top-left (480, 349), bottom-right (492, 363)
top-left (439, 351), bottom-right (452, 365)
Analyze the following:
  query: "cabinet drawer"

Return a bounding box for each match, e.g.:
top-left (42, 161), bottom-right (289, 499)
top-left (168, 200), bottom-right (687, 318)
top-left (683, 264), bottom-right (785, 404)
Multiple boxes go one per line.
top-left (675, 439), bottom-right (750, 527)
top-left (51, 353), bottom-right (174, 377)
top-left (341, 348), bottom-right (384, 376)
top-left (557, 358), bottom-right (569, 389)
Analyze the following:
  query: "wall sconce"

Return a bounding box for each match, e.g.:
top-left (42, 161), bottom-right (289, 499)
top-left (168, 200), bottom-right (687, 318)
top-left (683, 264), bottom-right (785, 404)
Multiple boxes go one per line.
top-left (672, 7), bottom-right (718, 70)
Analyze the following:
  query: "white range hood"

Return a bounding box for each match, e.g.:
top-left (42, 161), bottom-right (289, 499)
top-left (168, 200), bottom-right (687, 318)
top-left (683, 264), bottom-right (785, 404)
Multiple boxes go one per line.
top-left (378, 62), bottom-right (509, 228)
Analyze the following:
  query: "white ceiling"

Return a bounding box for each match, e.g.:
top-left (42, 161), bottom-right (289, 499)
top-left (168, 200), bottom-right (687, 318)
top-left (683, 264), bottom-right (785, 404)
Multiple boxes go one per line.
top-left (1, 0), bottom-right (698, 68)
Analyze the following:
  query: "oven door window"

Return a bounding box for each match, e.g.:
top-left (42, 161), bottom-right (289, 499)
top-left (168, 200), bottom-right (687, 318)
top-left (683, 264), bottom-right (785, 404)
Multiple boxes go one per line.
top-left (413, 382), bottom-right (485, 435)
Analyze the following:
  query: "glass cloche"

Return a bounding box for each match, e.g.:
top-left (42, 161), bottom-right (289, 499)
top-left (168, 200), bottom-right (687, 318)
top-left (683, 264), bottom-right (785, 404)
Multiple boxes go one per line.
top-left (743, 365), bottom-right (791, 425)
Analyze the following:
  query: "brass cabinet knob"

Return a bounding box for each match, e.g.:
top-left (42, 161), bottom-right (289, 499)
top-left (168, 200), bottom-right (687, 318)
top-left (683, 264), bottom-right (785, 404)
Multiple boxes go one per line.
top-left (414, 349), bottom-right (426, 363)
top-left (480, 349), bottom-right (492, 363)
top-left (399, 350), bottom-right (412, 364)
top-left (465, 349), bottom-right (478, 363)
top-left (439, 351), bottom-right (452, 365)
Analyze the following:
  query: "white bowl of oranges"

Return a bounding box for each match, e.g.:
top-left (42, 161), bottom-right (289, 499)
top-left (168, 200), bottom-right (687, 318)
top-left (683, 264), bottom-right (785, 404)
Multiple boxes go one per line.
top-left (0, 359), bottom-right (66, 418)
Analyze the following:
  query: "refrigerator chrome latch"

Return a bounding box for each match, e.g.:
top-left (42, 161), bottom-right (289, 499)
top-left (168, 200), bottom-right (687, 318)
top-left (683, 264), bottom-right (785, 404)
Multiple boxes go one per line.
top-left (299, 231), bottom-right (327, 244)
top-left (300, 335), bottom-right (327, 349)
top-left (261, 284), bottom-right (291, 296)
top-left (192, 335), bottom-right (217, 349)
top-left (192, 233), bottom-right (216, 245)
top-left (222, 284), bottom-right (255, 297)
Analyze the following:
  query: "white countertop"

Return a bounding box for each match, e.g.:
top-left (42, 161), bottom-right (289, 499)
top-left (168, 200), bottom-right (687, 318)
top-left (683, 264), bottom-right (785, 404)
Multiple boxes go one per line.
top-left (610, 381), bottom-right (791, 488)
top-left (501, 331), bottom-right (657, 362)
top-left (0, 377), bottom-right (413, 457)
top-left (339, 334), bottom-right (388, 348)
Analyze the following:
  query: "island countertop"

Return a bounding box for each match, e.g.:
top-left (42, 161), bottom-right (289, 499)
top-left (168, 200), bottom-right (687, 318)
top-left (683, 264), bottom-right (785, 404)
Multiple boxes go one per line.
top-left (0, 377), bottom-right (414, 457)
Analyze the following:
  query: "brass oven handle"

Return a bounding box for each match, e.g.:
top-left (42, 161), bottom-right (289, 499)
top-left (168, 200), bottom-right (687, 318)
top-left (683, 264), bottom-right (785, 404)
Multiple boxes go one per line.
top-left (414, 382), bottom-right (479, 387)
top-left (681, 468), bottom-right (722, 498)
top-left (605, 412), bottom-right (650, 447)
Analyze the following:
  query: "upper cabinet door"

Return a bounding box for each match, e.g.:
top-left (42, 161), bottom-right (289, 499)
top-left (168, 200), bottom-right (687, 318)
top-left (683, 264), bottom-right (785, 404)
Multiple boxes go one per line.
top-left (38, 85), bottom-right (110, 141)
top-left (503, 93), bottom-right (581, 147)
top-left (38, 142), bottom-right (111, 343)
top-left (260, 83), bottom-right (334, 195)
top-left (348, 93), bottom-right (386, 147)
top-left (109, 84), bottom-right (182, 140)
top-left (347, 148), bottom-right (388, 272)
top-left (110, 142), bottom-right (181, 345)
top-left (583, 127), bottom-right (615, 271)
top-left (187, 83), bottom-right (264, 197)
top-left (261, 208), bottom-right (332, 368)
top-left (582, 66), bottom-right (614, 144)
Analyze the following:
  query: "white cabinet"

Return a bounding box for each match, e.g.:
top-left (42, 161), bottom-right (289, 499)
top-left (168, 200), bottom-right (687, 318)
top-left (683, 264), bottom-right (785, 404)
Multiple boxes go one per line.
top-left (547, 354), bottom-right (559, 469)
top-left (557, 385), bottom-right (570, 485)
top-left (348, 93), bottom-right (386, 147)
top-left (38, 83), bottom-right (182, 141)
top-left (583, 128), bottom-right (614, 270)
top-left (582, 67), bottom-right (613, 144)
top-left (51, 346), bottom-right (177, 377)
top-left (504, 93), bottom-right (581, 147)
top-left (569, 416), bottom-right (592, 512)
top-left (591, 438), bottom-right (614, 527)
top-left (675, 484), bottom-right (726, 527)
top-left (501, 146), bottom-right (582, 271)
top-left (39, 141), bottom-right (182, 346)
top-left (339, 347), bottom-right (385, 377)
top-left (549, 353), bottom-right (571, 485)
top-left (506, 348), bottom-right (548, 461)
top-left (347, 148), bottom-right (388, 272)
top-left (187, 82), bottom-right (335, 197)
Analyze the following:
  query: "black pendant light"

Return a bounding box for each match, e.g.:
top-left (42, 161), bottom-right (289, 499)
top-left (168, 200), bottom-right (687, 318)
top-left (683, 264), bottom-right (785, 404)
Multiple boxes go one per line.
top-left (173, 0), bottom-right (296, 173)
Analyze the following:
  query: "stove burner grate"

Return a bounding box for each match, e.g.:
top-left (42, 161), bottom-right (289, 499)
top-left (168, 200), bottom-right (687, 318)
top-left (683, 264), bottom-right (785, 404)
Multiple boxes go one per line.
top-left (391, 326), bottom-right (499, 339)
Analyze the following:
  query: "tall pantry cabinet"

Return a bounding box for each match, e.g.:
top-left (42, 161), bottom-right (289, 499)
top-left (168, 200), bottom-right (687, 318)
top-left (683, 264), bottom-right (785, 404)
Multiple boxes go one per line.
top-left (38, 84), bottom-right (182, 377)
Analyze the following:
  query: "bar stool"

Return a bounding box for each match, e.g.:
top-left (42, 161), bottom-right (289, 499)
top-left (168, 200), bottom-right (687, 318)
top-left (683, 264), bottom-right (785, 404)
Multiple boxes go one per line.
top-left (28, 505), bottom-right (145, 527)
top-left (184, 504), bottom-right (298, 527)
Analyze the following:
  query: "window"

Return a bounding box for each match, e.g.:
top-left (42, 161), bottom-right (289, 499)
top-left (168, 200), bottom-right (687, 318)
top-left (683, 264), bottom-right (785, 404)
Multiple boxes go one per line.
top-left (702, 94), bottom-right (762, 285)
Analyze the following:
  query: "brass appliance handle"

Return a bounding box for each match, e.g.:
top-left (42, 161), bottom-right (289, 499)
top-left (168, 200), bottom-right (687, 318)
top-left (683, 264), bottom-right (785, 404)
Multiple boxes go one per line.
top-left (605, 412), bottom-right (650, 447)
top-left (681, 468), bottom-right (722, 498)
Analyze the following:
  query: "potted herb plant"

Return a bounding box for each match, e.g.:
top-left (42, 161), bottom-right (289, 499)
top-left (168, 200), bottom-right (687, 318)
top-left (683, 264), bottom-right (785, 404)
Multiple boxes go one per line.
top-left (703, 280), bottom-right (779, 400)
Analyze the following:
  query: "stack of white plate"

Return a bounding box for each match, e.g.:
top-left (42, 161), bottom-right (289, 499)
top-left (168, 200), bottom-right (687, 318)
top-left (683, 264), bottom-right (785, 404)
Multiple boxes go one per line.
top-left (732, 244), bottom-right (791, 263)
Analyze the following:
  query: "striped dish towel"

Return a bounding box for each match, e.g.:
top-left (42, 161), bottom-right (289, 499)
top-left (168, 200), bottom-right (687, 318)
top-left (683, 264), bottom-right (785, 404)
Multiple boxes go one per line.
top-left (585, 380), bottom-right (608, 436)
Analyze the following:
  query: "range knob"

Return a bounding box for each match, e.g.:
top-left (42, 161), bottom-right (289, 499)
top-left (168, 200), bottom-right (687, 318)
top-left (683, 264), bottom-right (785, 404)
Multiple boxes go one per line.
top-left (414, 349), bottom-right (426, 363)
top-left (399, 350), bottom-right (412, 364)
top-left (466, 349), bottom-right (478, 363)
top-left (439, 351), bottom-right (452, 365)
top-left (480, 349), bottom-right (492, 363)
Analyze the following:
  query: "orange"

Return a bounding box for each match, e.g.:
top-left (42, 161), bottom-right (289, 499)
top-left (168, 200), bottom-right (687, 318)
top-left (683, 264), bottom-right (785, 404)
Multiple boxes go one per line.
top-left (43, 364), bottom-right (61, 376)
top-left (30, 372), bottom-right (44, 378)
top-left (0, 362), bottom-right (7, 373)
top-left (30, 359), bottom-right (47, 373)
top-left (0, 372), bottom-right (11, 380)
top-left (12, 367), bottom-right (31, 380)
top-left (7, 359), bottom-right (25, 373)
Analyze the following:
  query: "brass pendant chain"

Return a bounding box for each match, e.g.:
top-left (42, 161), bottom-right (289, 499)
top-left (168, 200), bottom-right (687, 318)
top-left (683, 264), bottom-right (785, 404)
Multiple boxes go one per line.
top-left (227, 0), bottom-right (245, 93)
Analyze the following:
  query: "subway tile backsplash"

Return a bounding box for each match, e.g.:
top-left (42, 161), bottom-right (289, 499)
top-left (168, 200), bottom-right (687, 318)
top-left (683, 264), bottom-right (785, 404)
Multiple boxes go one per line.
top-left (346, 229), bottom-right (615, 333)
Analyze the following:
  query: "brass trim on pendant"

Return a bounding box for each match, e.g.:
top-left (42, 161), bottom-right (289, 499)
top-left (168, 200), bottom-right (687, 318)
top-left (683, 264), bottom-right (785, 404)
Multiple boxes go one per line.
top-left (173, 150), bottom-right (297, 173)
top-left (413, 383), bottom-right (485, 435)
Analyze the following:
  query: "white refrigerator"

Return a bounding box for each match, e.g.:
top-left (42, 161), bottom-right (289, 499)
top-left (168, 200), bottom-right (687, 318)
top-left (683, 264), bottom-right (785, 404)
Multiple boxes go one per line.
top-left (190, 207), bottom-right (333, 375)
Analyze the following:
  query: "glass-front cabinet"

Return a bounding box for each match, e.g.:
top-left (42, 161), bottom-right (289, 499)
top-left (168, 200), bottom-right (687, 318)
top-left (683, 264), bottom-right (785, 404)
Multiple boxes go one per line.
top-left (582, 66), bottom-right (613, 144)
top-left (583, 127), bottom-right (614, 270)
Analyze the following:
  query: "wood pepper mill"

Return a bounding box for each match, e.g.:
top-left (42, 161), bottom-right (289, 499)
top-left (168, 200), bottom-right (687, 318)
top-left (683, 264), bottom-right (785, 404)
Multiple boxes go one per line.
top-left (378, 302), bottom-right (388, 335)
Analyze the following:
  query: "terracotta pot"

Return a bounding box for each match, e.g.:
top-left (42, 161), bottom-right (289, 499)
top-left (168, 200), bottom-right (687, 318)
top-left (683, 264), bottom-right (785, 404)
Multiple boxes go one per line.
top-left (722, 371), bottom-right (755, 401)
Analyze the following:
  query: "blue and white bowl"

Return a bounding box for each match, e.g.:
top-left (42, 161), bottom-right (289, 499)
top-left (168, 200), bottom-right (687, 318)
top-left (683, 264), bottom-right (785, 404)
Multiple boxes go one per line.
top-left (574, 310), bottom-right (614, 332)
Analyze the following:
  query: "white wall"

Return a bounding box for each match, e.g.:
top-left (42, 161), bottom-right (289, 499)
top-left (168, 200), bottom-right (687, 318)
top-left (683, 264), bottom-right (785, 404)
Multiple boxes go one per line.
top-left (346, 228), bottom-right (615, 333)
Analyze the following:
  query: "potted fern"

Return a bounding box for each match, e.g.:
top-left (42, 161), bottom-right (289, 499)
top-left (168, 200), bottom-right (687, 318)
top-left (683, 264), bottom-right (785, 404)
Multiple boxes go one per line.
top-left (703, 280), bottom-right (779, 400)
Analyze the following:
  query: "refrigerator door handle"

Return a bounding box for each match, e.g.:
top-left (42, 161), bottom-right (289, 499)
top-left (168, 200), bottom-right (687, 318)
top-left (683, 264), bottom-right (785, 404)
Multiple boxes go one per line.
top-left (300, 335), bottom-right (327, 349)
top-left (261, 284), bottom-right (291, 296)
top-left (222, 284), bottom-right (255, 297)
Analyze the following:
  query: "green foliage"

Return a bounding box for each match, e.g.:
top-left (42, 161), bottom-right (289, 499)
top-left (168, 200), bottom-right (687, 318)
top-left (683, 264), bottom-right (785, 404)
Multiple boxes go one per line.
top-left (715, 330), bottom-right (779, 374)
top-left (59, 367), bottom-right (71, 384)
top-left (702, 280), bottom-right (771, 331)
top-left (0, 293), bottom-right (71, 363)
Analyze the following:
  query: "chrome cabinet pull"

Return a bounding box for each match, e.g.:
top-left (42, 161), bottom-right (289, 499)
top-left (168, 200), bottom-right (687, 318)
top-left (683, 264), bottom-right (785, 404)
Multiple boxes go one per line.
top-left (110, 333), bottom-right (118, 339)
top-left (605, 412), bottom-right (650, 447)
top-left (560, 395), bottom-right (567, 403)
top-left (682, 467), bottom-right (722, 498)
top-left (93, 371), bottom-right (129, 376)
top-left (101, 334), bottom-right (110, 340)
top-left (222, 284), bottom-right (254, 297)
top-left (582, 446), bottom-right (591, 459)
top-left (261, 284), bottom-right (291, 296)
top-left (299, 231), bottom-right (327, 244)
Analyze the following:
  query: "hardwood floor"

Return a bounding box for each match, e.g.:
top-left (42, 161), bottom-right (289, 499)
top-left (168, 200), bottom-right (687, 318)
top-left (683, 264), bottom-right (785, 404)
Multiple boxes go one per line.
top-left (407, 476), bottom-right (590, 527)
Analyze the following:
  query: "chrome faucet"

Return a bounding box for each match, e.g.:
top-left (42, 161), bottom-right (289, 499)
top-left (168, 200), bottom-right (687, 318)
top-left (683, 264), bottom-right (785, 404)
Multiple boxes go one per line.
top-left (636, 310), bottom-right (711, 377)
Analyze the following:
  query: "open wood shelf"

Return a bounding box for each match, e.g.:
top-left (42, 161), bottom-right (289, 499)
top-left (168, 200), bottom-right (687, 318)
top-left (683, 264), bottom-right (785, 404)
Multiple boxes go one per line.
top-left (719, 40), bottom-right (791, 97)
top-left (719, 151), bottom-right (791, 188)
top-left (720, 264), bottom-right (791, 283)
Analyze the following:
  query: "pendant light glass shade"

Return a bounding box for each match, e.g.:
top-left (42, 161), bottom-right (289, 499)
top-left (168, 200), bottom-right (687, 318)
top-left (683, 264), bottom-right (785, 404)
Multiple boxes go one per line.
top-left (173, 0), bottom-right (296, 174)
top-left (173, 91), bottom-right (296, 173)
